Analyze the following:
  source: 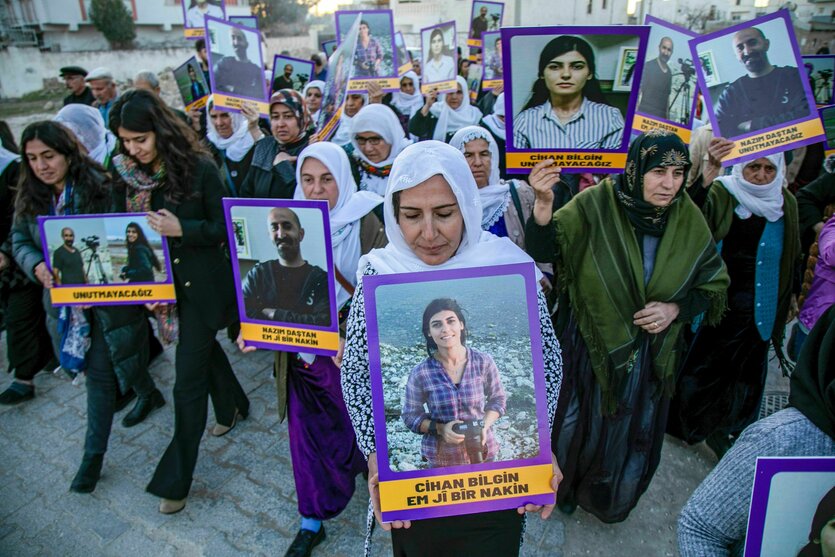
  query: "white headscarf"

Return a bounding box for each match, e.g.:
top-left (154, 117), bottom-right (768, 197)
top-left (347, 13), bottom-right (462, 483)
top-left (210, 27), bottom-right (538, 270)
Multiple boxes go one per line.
top-left (717, 154), bottom-right (786, 222)
top-left (294, 142), bottom-right (383, 308)
top-left (429, 76), bottom-right (483, 142)
top-left (449, 126), bottom-right (508, 229)
top-left (303, 79), bottom-right (325, 125)
top-left (358, 140), bottom-right (541, 279)
top-left (0, 145), bottom-right (19, 176)
top-left (53, 104), bottom-right (116, 165)
top-left (482, 92), bottom-right (505, 140)
top-left (331, 93), bottom-right (368, 145)
top-left (205, 98), bottom-right (255, 162)
top-left (390, 71), bottom-right (423, 118)
top-left (348, 104), bottom-right (411, 195)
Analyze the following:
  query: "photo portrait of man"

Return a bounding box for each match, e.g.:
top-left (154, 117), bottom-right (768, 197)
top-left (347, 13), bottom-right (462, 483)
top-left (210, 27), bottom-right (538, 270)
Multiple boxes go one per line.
top-left (52, 228), bottom-right (87, 286)
top-left (273, 63), bottom-right (296, 91)
top-left (638, 36), bottom-right (673, 119)
top-left (213, 26), bottom-right (264, 100)
top-left (713, 26), bottom-right (810, 136)
top-left (484, 36), bottom-right (502, 80)
top-left (187, 63), bottom-right (206, 102)
top-left (470, 6), bottom-right (490, 40)
top-left (241, 207), bottom-right (331, 326)
top-left (354, 20), bottom-right (383, 78)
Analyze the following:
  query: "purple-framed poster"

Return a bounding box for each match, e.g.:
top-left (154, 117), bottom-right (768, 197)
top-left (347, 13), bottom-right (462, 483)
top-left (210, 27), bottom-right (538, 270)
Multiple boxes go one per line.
top-left (633, 16), bottom-right (700, 143)
top-left (223, 199), bottom-right (339, 356)
top-left (228, 15), bottom-right (257, 29)
top-left (502, 25), bottom-right (649, 174)
top-left (744, 457), bottom-right (835, 556)
top-left (173, 56), bottom-right (210, 111)
top-left (316, 16), bottom-right (361, 140)
top-left (335, 10), bottom-right (399, 93)
top-left (803, 55), bottom-right (835, 107)
top-left (205, 15), bottom-right (269, 116)
top-left (421, 21), bottom-right (458, 94)
top-left (821, 104), bottom-right (835, 157)
top-left (690, 9), bottom-right (824, 166)
top-left (467, 0), bottom-right (503, 49)
top-left (363, 263), bottom-right (555, 522)
top-left (482, 31), bottom-right (503, 91)
top-left (322, 39), bottom-right (337, 58)
top-left (37, 213), bottom-right (176, 306)
top-left (181, 0), bottom-right (226, 39)
top-left (395, 32), bottom-right (413, 76)
top-left (270, 54), bottom-right (314, 95)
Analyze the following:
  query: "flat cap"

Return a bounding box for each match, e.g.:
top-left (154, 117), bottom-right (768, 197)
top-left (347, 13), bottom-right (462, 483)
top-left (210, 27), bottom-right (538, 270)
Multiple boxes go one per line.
top-left (59, 66), bottom-right (88, 77)
top-left (85, 67), bottom-right (114, 81)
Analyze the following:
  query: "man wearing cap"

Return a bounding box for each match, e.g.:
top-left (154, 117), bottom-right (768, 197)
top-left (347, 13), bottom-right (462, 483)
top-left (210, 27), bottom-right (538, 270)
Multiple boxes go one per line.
top-left (86, 67), bottom-right (119, 126)
top-left (61, 66), bottom-right (95, 107)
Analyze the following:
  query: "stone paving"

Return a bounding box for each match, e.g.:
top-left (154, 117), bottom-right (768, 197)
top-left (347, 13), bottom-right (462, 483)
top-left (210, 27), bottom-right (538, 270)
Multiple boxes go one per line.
top-left (0, 336), bottom-right (785, 556)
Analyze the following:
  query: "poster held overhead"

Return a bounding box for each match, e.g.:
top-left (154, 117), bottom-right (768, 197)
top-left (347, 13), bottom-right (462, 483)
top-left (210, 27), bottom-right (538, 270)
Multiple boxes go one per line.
top-left (802, 55), bottom-right (835, 107)
top-left (689, 9), bottom-right (824, 166)
top-left (335, 10), bottom-right (399, 93)
top-left (421, 21), bottom-right (458, 94)
top-left (482, 31), bottom-right (503, 91)
top-left (181, 0), bottom-right (226, 39)
top-left (173, 56), bottom-right (211, 111)
top-left (270, 55), bottom-right (315, 95)
top-left (395, 32), bottom-right (413, 76)
top-left (322, 39), bottom-right (337, 58)
top-left (467, 1), bottom-right (504, 60)
top-left (502, 25), bottom-right (649, 174)
top-left (316, 16), bottom-right (361, 141)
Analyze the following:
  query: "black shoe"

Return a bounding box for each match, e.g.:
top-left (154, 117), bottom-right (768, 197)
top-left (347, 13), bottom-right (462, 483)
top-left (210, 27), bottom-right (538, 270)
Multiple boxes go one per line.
top-left (284, 525), bottom-right (326, 557)
top-left (122, 389), bottom-right (165, 428)
top-left (114, 389), bottom-right (137, 413)
top-left (70, 453), bottom-right (103, 493)
top-left (0, 382), bottom-right (34, 405)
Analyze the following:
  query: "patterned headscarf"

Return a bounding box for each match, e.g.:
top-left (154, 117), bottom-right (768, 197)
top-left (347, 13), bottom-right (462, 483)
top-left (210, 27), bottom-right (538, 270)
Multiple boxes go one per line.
top-left (269, 89), bottom-right (311, 144)
top-left (615, 130), bottom-right (691, 237)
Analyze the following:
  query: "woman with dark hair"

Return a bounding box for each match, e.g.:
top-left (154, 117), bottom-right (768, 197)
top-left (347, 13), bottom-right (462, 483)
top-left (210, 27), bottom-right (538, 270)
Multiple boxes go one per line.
top-left (514, 35), bottom-right (624, 150)
top-left (120, 222), bottom-right (161, 283)
top-left (402, 297), bottom-right (507, 468)
top-left (240, 89), bottom-right (311, 199)
top-left (10, 120), bottom-right (163, 491)
top-left (108, 88), bottom-right (249, 514)
top-left (798, 487), bottom-right (835, 557)
top-left (423, 27), bottom-right (455, 85)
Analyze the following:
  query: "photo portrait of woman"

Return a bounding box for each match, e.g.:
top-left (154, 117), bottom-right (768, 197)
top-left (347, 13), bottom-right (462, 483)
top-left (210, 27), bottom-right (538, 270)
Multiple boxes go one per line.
top-left (423, 26), bottom-right (456, 85)
top-left (401, 298), bottom-right (506, 468)
top-left (120, 222), bottom-right (162, 283)
top-left (513, 35), bottom-right (625, 150)
top-left (797, 486), bottom-right (835, 557)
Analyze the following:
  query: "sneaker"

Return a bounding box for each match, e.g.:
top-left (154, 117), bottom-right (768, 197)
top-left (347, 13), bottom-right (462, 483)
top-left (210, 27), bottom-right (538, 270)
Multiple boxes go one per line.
top-left (284, 525), bottom-right (326, 557)
top-left (72, 372), bottom-right (86, 387)
top-left (0, 382), bottom-right (34, 405)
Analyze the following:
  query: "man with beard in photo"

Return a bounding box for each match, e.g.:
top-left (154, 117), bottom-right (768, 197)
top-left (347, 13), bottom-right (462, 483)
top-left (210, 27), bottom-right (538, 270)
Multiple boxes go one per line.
top-left (638, 36), bottom-right (674, 120)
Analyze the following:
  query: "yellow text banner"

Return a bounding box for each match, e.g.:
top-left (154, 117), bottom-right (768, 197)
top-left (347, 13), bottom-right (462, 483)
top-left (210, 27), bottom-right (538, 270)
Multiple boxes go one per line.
top-left (725, 118), bottom-right (825, 161)
top-left (421, 79), bottom-right (458, 95)
top-left (184, 28), bottom-right (204, 39)
top-left (240, 322), bottom-right (340, 352)
top-left (632, 114), bottom-right (692, 143)
top-left (50, 284), bottom-right (176, 305)
top-left (380, 464), bottom-right (554, 512)
top-left (348, 78), bottom-right (400, 92)
top-left (211, 94), bottom-right (269, 117)
top-left (185, 96), bottom-right (209, 112)
top-left (506, 152), bottom-right (627, 171)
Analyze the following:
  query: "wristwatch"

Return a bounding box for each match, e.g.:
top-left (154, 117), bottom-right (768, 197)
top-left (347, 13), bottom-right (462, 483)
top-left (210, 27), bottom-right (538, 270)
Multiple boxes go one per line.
top-left (428, 419), bottom-right (439, 436)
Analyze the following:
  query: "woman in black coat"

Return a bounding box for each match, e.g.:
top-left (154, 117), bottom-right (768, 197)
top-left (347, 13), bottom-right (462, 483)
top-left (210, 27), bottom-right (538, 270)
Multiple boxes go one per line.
top-left (12, 120), bottom-right (162, 493)
top-left (109, 89), bottom-right (249, 514)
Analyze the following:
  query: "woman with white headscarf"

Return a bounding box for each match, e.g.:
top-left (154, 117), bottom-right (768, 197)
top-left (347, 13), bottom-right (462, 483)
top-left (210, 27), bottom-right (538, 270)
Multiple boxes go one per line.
top-left (302, 80), bottom-right (325, 128)
top-left (239, 142), bottom-right (386, 556)
top-left (385, 71), bottom-right (423, 134)
top-left (669, 153), bottom-right (802, 459)
top-left (53, 104), bottom-right (117, 168)
top-left (330, 92), bottom-right (368, 146)
top-left (346, 104), bottom-right (410, 200)
top-left (340, 140), bottom-right (563, 556)
top-left (480, 92), bottom-right (511, 179)
top-left (206, 97), bottom-right (261, 196)
top-left (408, 76), bottom-right (483, 143)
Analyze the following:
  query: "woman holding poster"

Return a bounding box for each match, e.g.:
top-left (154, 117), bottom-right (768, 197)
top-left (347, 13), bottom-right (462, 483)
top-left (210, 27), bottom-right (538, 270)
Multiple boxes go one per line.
top-left (108, 89), bottom-right (249, 514)
top-left (525, 130), bottom-right (729, 523)
top-left (423, 27), bottom-right (456, 85)
top-left (341, 140), bottom-right (563, 554)
top-left (514, 36), bottom-right (624, 150)
top-left (409, 76), bottom-right (483, 142)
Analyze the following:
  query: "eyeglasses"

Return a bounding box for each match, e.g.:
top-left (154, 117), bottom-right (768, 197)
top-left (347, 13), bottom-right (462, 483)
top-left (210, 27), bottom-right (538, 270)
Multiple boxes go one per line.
top-left (355, 136), bottom-right (385, 146)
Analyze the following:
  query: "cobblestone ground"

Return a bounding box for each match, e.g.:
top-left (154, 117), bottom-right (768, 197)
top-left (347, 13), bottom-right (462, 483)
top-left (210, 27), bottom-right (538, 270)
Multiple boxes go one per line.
top-left (0, 335), bottom-right (783, 556)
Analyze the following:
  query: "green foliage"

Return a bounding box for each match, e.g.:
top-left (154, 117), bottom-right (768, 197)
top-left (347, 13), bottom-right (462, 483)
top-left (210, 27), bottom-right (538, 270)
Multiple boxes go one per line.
top-left (89, 0), bottom-right (136, 49)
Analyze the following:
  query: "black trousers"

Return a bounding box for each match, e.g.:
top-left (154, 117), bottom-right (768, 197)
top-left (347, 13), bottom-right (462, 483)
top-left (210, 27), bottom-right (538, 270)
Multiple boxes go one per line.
top-left (146, 298), bottom-right (249, 500)
top-left (5, 283), bottom-right (53, 381)
top-left (390, 509), bottom-right (523, 556)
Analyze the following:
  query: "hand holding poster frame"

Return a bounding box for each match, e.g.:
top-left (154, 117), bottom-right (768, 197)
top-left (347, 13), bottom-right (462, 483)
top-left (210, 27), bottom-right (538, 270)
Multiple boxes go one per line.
top-left (206, 15), bottom-right (270, 117)
top-left (481, 31), bottom-right (503, 91)
top-left (173, 56), bottom-right (211, 112)
top-left (502, 26), bottom-right (649, 174)
top-left (38, 213), bottom-right (176, 306)
top-left (802, 55), bottom-right (835, 107)
top-left (632, 16), bottom-right (700, 143)
top-left (270, 55), bottom-right (315, 95)
top-left (316, 16), bottom-right (361, 141)
top-left (336, 10), bottom-right (399, 94)
top-left (181, 0), bottom-right (226, 39)
top-left (689, 9), bottom-right (825, 166)
top-left (744, 457), bottom-right (835, 557)
top-left (421, 22), bottom-right (458, 95)
top-left (223, 199), bottom-right (339, 355)
top-left (363, 264), bottom-right (555, 522)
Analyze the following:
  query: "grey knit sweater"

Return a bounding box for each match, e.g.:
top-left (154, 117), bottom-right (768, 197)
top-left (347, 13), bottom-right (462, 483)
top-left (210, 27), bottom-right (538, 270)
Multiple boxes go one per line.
top-left (678, 408), bottom-right (835, 556)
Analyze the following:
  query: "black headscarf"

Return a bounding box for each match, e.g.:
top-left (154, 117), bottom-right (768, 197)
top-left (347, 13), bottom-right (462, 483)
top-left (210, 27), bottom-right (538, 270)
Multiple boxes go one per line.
top-left (614, 130), bottom-right (691, 237)
top-left (789, 304), bottom-right (835, 440)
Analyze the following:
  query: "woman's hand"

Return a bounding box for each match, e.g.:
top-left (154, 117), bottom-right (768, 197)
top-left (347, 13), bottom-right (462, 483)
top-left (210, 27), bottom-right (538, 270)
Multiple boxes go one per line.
top-left (439, 420), bottom-right (465, 445)
top-left (421, 89), bottom-right (438, 116)
top-left (368, 452), bottom-right (411, 531)
top-left (367, 81), bottom-right (384, 104)
top-left (147, 209), bottom-right (183, 238)
top-left (34, 262), bottom-right (53, 288)
top-left (273, 152), bottom-right (297, 167)
top-left (236, 331), bottom-right (257, 353)
top-left (703, 137), bottom-right (734, 186)
top-left (491, 83), bottom-right (504, 97)
top-left (517, 452), bottom-right (562, 519)
top-left (241, 102), bottom-right (261, 130)
top-left (529, 159), bottom-right (560, 226)
top-left (633, 301), bottom-right (680, 334)
top-left (332, 336), bottom-right (345, 368)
